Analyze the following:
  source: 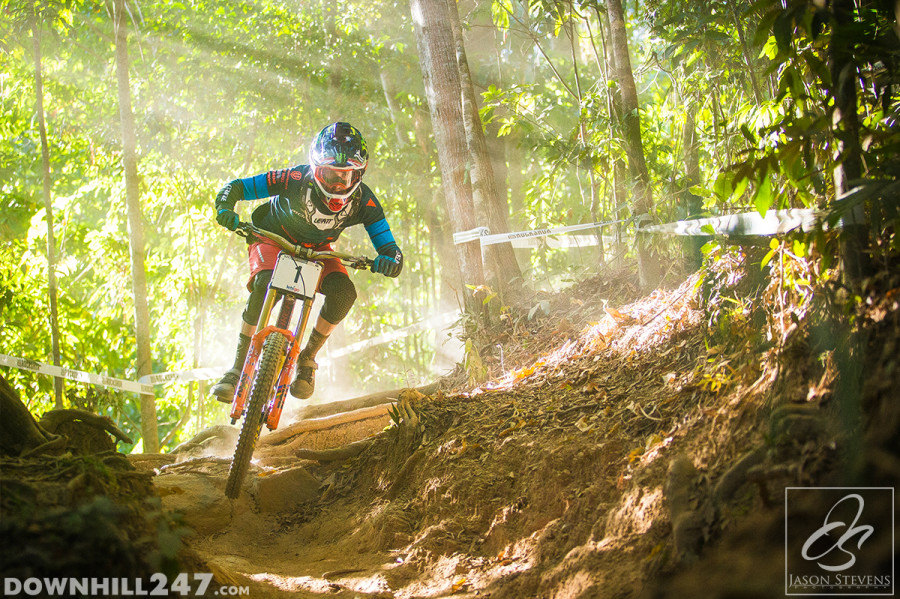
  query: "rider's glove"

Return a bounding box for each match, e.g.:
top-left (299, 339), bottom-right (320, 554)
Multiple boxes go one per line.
top-left (216, 208), bottom-right (239, 231)
top-left (372, 244), bottom-right (403, 278)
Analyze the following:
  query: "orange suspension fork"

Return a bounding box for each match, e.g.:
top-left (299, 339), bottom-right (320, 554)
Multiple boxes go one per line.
top-left (266, 295), bottom-right (316, 430)
top-left (230, 289), bottom-right (296, 420)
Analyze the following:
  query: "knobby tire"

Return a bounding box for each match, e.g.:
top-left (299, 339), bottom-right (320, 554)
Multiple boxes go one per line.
top-left (225, 333), bottom-right (288, 499)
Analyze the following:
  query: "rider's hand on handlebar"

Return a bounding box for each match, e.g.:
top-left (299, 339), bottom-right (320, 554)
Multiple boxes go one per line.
top-left (372, 254), bottom-right (401, 278)
top-left (216, 209), bottom-right (240, 231)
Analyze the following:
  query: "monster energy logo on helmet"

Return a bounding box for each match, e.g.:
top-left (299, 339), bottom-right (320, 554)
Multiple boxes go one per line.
top-left (311, 122), bottom-right (368, 168)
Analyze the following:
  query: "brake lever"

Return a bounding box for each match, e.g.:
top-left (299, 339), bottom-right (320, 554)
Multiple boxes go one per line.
top-left (348, 257), bottom-right (374, 271)
top-left (235, 223), bottom-right (259, 243)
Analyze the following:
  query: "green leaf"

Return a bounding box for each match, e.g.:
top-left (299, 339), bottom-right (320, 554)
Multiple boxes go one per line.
top-left (773, 10), bottom-right (794, 54)
top-left (760, 238), bottom-right (779, 268)
top-left (753, 176), bottom-right (774, 216)
top-left (740, 124), bottom-right (756, 143)
top-left (713, 172), bottom-right (733, 200)
top-left (732, 176), bottom-right (750, 200)
top-left (802, 51), bottom-right (830, 85)
top-left (754, 8), bottom-right (782, 47)
top-left (700, 240), bottom-right (720, 256)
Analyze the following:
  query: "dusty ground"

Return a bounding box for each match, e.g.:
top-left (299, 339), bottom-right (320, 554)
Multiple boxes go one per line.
top-left (4, 245), bottom-right (896, 598)
top-left (142, 247), bottom-right (900, 598)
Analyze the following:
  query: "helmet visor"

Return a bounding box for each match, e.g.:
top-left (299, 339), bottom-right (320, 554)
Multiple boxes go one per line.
top-left (314, 165), bottom-right (363, 196)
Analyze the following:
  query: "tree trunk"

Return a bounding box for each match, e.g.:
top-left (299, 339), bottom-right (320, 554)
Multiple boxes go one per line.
top-left (597, 7), bottom-right (627, 258)
top-left (830, 0), bottom-right (871, 283)
top-left (682, 104), bottom-right (704, 271)
top-left (410, 104), bottom-right (462, 311)
top-left (731, 5), bottom-right (764, 105)
top-left (410, 0), bottom-right (485, 312)
top-left (607, 0), bottom-right (659, 288)
top-left (0, 374), bottom-right (59, 457)
top-left (31, 17), bottom-right (64, 409)
top-left (446, 0), bottom-right (522, 296)
top-left (565, 13), bottom-right (604, 264)
top-left (683, 105), bottom-right (700, 189)
top-left (114, 0), bottom-right (159, 453)
top-left (380, 69), bottom-right (408, 146)
top-left (425, 187), bottom-right (464, 311)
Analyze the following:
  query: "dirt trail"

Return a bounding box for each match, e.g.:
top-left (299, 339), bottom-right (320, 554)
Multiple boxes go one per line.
top-left (147, 256), bottom-right (900, 598)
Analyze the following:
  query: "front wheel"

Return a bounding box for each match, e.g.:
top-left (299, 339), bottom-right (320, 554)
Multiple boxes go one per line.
top-left (225, 333), bottom-right (288, 499)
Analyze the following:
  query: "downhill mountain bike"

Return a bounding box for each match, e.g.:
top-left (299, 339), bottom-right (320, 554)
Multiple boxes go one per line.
top-left (224, 222), bottom-right (373, 499)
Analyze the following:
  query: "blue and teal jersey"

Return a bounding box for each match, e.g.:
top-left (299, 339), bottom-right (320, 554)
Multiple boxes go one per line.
top-left (215, 165), bottom-right (400, 260)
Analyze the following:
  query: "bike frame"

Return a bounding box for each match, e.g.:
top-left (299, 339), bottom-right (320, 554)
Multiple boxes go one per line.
top-left (229, 224), bottom-right (371, 431)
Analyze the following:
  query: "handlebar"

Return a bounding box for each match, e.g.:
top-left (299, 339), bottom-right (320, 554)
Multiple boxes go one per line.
top-left (235, 222), bottom-right (374, 270)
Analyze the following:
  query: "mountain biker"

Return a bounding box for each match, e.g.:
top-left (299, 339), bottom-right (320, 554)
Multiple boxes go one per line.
top-left (210, 122), bottom-right (403, 402)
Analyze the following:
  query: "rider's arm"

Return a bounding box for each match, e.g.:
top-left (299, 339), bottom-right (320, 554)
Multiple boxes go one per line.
top-left (370, 223), bottom-right (403, 267)
top-left (215, 168), bottom-right (301, 229)
top-left (214, 167), bottom-right (300, 210)
top-left (362, 196), bottom-right (403, 277)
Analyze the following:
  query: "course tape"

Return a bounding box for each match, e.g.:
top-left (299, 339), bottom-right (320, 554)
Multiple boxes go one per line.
top-left (141, 312), bottom-right (462, 381)
top-left (138, 367), bottom-right (229, 386)
top-left (641, 208), bottom-right (820, 237)
top-left (323, 311), bottom-right (459, 360)
top-left (453, 220), bottom-right (625, 246)
top-left (453, 209), bottom-right (828, 246)
top-left (509, 234), bottom-right (619, 248)
top-left (0, 353), bottom-right (153, 395)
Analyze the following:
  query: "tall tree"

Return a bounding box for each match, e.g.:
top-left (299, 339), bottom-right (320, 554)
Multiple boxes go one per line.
top-left (29, 2), bottom-right (63, 408)
top-left (596, 7), bottom-right (628, 255)
top-left (446, 0), bottom-right (522, 295)
top-left (607, 0), bottom-right (659, 288)
top-left (829, 0), bottom-right (870, 282)
top-left (564, 7), bottom-right (604, 263)
top-left (410, 0), bottom-right (485, 311)
top-left (113, 0), bottom-right (158, 453)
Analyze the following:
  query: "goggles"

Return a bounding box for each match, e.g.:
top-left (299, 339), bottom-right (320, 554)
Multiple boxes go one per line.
top-left (315, 165), bottom-right (360, 194)
top-left (313, 160), bottom-right (365, 201)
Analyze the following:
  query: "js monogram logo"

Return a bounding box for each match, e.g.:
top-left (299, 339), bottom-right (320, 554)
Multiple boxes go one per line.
top-left (786, 487), bottom-right (894, 596)
top-left (801, 494), bottom-right (875, 572)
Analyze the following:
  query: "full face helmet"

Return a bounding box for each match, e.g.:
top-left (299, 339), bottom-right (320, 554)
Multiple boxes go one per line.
top-left (309, 122), bottom-right (368, 212)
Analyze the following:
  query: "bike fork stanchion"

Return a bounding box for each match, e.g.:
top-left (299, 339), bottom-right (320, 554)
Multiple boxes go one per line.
top-left (230, 287), bottom-right (282, 422)
top-left (266, 296), bottom-right (315, 430)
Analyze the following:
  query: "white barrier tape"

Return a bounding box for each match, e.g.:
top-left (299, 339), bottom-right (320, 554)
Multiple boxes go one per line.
top-left (131, 312), bottom-right (462, 383)
top-left (323, 311), bottom-right (460, 361)
top-left (453, 220), bottom-right (626, 246)
top-left (510, 234), bottom-right (619, 248)
top-left (452, 226), bottom-right (490, 245)
top-left (138, 366), bottom-right (229, 385)
top-left (0, 353), bottom-right (154, 395)
top-left (455, 209), bottom-right (824, 245)
top-left (641, 209), bottom-right (821, 237)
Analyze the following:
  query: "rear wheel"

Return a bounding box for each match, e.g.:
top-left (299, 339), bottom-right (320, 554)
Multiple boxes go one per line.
top-left (225, 333), bottom-right (288, 499)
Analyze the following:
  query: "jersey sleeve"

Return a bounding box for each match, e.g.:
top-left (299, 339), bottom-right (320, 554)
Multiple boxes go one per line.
top-left (360, 193), bottom-right (398, 253)
top-left (214, 167), bottom-right (300, 211)
top-left (214, 180), bottom-right (245, 211)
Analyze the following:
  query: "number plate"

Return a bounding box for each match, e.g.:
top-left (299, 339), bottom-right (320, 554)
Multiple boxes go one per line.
top-left (269, 253), bottom-right (322, 299)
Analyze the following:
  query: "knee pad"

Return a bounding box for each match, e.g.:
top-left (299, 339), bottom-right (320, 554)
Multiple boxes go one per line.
top-left (242, 270), bottom-right (273, 325)
top-left (319, 272), bottom-right (357, 324)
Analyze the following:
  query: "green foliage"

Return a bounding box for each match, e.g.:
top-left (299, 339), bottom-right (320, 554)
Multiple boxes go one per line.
top-left (0, 0), bottom-right (442, 445)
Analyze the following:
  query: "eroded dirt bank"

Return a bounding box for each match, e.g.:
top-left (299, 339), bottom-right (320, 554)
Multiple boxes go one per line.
top-left (147, 252), bottom-right (900, 598)
top-left (4, 250), bottom-right (896, 598)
